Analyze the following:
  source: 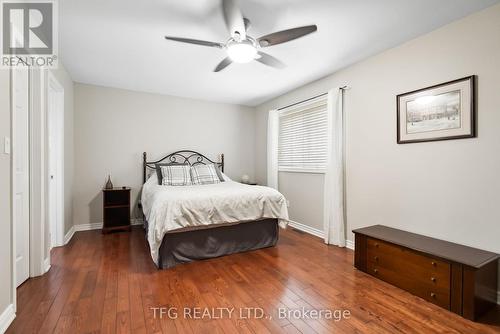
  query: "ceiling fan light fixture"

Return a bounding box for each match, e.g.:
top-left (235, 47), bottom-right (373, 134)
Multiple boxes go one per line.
top-left (163, 0), bottom-right (318, 71)
top-left (227, 41), bottom-right (257, 63)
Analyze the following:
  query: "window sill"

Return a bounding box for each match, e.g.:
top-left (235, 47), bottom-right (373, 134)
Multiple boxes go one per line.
top-left (278, 168), bottom-right (326, 174)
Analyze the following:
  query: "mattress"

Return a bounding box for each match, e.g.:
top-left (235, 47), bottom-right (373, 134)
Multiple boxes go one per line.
top-left (141, 174), bottom-right (289, 265)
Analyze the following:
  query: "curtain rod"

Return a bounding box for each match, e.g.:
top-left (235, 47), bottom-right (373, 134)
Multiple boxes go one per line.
top-left (277, 86), bottom-right (349, 111)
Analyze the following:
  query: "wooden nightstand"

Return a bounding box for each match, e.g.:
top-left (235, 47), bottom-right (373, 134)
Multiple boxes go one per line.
top-left (102, 187), bottom-right (131, 233)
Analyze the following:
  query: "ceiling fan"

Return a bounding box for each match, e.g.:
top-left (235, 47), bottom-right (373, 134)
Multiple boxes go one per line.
top-left (164, 0), bottom-right (318, 72)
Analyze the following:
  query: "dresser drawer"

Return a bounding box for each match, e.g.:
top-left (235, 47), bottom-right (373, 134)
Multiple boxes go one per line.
top-left (367, 238), bottom-right (450, 276)
top-left (366, 237), bottom-right (451, 309)
top-left (367, 262), bottom-right (451, 309)
top-left (367, 255), bottom-right (450, 293)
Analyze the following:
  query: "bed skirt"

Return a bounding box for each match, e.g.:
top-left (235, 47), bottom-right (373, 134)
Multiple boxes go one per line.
top-left (155, 218), bottom-right (279, 269)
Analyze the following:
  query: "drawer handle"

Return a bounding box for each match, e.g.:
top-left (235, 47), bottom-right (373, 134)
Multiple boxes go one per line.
top-left (375, 243), bottom-right (379, 248)
top-left (431, 261), bottom-right (437, 266)
top-left (373, 269), bottom-right (378, 274)
top-left (430, 292), bottom-right (436, 298)
top-left (374, 256), bottom-right (379, 262)
top-left (430, 277), bottom-right (436, 283)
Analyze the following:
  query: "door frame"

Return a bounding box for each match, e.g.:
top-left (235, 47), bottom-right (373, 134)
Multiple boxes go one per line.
top-left (28, 68), bottom-right (46, 280)
top-left (47, 71), bottom-right (64, 249)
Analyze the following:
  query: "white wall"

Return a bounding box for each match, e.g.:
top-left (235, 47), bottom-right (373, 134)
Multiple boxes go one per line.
top-left (279, 172), bottom-right (324, 231)
top-left (73, 84), bottom-right (255, 226)
top-left (255, 4), bottom-right (500, 257)
top-left (0, 68), bottom-right (13, 326)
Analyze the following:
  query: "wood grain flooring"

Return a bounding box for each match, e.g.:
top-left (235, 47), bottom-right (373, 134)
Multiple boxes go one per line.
top-left (7, 227), bottom-right (500, 333)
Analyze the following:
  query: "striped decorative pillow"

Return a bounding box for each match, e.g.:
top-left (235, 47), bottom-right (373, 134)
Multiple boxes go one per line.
top-left (155, 163), bottom-right (188, 185)
top-left (160, 165), bottom-right (192, 186)
top-left (191, 164), bottom-right (221, 185)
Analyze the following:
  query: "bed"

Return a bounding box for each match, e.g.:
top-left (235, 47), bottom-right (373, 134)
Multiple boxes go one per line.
top-left (141, 150), bottom-right (289, 268)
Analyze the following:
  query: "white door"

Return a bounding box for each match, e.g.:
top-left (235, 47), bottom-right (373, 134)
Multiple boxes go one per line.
top-left (12, 67), bottom-right (30, 287)
top-left (47, 77), bottom-right (64, 248)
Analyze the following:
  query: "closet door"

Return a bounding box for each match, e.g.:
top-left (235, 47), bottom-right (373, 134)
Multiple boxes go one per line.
top-left (12, 67), bottom-right (30, 287)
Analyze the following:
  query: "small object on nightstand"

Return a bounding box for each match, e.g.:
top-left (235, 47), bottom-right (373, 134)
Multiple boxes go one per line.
top-left (102, 187), bottom-right (131, 233)
top-left (241, 174), bottom-right (250, 184)
top-left (105, 175), bottom-right (113, 189)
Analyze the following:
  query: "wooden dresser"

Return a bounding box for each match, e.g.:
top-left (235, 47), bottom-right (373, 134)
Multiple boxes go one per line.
top-left (102, 187), bottom-right (131, 233)
top-left (353, 225), bottom-right (498, 321)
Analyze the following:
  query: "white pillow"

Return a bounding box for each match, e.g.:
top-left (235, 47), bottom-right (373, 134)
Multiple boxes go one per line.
top-left (191, 164), bottom-right (221, 185)
top-left (161, 165), bottom-right (192, 186)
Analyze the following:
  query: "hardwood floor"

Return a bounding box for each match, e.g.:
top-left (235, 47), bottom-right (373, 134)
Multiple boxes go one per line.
top-left (7, 227), bottom-right (500, 333)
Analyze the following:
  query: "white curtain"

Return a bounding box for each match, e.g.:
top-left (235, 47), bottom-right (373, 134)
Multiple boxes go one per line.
top-left (323, 89), bottom-right (346, 247)
top-left (267, 109), bottom-right (279, 189)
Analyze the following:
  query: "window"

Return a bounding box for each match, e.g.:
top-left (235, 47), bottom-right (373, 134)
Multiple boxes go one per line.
top-left (278, 95), bottom-right (328, 172)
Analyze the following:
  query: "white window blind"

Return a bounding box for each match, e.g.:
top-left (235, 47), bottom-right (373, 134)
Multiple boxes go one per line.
top-left (278, 95), bottom-right (328, 172)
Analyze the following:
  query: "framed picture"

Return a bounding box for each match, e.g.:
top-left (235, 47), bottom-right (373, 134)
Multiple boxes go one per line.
top-left (397, 76), bottom-right (476, 144)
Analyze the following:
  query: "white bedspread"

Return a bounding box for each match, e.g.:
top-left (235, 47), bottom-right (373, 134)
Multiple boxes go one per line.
top-left (141, 175), bottom-right (289, 264)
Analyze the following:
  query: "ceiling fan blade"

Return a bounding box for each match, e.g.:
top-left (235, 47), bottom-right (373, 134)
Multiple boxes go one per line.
top-left (257, 25), bottom-right (317, 47)
top-left (255, 52), bottom-right (286, 69)
top-left (214, 57), bottom-right (232, 72)
top-left (164, 36), bottom-right (224, 48)
top-left (221, 0), bottom-right (246, 39)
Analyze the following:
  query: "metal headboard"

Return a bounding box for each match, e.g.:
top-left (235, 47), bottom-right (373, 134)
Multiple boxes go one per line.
top-left (143, 150), bottom-right (224, 184)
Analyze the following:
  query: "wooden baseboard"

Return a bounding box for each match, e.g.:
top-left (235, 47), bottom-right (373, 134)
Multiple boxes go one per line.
top-left (43, 257), bottom-right (51, 273)
top-left (74, 222), bottom-right (104, 232)
top-left (64, 219), bottom-right (143, 244)
top-left (64, 226), bottom-right (75, 245)
top-left (287, 221), bottom-right (324, 239)
top-left (286, 221), bottom-right (356, 252)
top-left (76, 219), bottom-right (143, 231)
top-left (0, 304), bottom-right (15, 333)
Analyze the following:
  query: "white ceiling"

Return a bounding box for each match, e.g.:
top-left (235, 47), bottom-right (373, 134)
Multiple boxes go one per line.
top-left (60, 0), bottom-right (499, 106)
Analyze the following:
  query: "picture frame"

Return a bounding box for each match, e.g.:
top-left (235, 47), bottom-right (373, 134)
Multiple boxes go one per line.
top-left (397, 76), bottom-right (476, 144)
